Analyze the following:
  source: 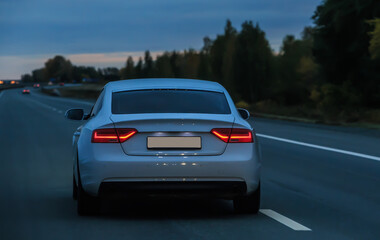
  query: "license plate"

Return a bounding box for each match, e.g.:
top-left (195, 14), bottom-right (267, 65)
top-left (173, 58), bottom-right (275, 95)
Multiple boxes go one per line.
top-left (147, 137), bottom-right (201, 149)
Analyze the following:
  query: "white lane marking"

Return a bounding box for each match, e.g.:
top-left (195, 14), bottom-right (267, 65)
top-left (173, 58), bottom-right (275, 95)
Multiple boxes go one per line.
top-left (260, 209), bottom-right (311, 231)
top-left (256, 133), bottom-right (380, 162)
top-left (0, 90), bottom-right (5, 99)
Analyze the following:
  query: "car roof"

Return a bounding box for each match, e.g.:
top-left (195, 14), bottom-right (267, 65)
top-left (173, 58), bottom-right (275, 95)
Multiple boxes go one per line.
top-left (105, 78), bottom-right (226, 93)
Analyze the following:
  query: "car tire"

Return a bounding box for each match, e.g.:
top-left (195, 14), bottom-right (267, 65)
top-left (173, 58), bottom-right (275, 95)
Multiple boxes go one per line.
top-left (233, 183), bottom-right (260, 214)
top-left (73, 175), bottom-right (78, 200)
top-left (77, 168), bottom-right (99, 216)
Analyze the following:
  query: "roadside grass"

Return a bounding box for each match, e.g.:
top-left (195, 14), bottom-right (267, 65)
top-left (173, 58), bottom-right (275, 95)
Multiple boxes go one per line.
top-left (237, 100), bottom-right (380, 129)
top-left (41, 84), bottom-right (103, 99)
top-left (58, 84), bottom-right (103, 99)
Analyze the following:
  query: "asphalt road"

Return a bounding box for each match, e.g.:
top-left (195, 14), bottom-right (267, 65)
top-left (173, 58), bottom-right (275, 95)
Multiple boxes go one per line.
top-left (1, 88), bottom-right (379, 240)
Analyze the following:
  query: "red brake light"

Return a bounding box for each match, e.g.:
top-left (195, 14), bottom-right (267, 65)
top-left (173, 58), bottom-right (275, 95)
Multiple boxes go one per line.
top-left (92, 128), bottom-right (137, 143)
top-left (211, 128), bottom-right (231, 143)
top-left (211, 128), bottom-right (253, 143)
top-left (116, 128), bottom-right (137, 143)
top-left (230, 128), bottom-right (253, 143)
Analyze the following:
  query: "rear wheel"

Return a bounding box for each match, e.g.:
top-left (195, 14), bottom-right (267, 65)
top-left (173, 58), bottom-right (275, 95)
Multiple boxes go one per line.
top-left (233, 183), bottom-right (260, 214)
top-left (77, 168), bottom-right (99, 215)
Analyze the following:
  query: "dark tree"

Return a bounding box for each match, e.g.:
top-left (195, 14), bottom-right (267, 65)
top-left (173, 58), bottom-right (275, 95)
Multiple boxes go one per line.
top-left (135, 58), bottom-right (143, 78)
top-left (44, 55), bottom-right (72, 82)
top-left (99, 67), bottom-right (120, 81)
top-left (234, 21), bottom-right (274, 102)
top-left (155, 52), bottom-right (174, 78)
top-left (209, 19), bottom-right (237, 94)
top-left (120, 56), bottom-right (136, 79)
top-left (313, 0), bottom-right (380, 106)
top-left (143, 50), bottom-right (154, 78)
top-left (32, 68), bottom-right (45, 82)
top-left (21, 74), bottom-right (33, 82)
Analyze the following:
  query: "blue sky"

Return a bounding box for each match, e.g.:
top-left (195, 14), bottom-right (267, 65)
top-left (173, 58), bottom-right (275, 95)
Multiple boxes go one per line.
top-left (0, 0), bottom-right (321, 79)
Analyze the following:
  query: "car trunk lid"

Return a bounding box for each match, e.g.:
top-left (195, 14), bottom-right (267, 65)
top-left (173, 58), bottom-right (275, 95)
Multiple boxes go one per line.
top-left (111, 113), bottom-right (234, 156)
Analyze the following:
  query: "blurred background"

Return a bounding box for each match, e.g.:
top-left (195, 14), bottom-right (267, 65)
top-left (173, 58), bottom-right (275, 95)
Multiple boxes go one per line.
top-left (1, 0), bottom-right (379, 126)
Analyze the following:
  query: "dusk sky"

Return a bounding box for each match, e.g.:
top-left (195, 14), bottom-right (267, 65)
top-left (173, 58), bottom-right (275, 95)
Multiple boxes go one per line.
top-left (0, 0), bottom-right (321, 79)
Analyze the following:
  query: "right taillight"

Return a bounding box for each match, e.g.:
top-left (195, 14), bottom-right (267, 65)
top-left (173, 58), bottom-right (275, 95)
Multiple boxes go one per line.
top-left (211, 128), bottom-right (253, 143)
top-left (92, 128), bottom-right (137, 143)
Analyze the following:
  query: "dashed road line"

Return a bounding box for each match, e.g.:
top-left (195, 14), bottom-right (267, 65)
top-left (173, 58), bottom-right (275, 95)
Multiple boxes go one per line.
top-left (0, 90), bottom-right (5, 99)
top-left (260, 209), bottom-right (311, 231)
top-left (256, 133), bottom-right (380, 162)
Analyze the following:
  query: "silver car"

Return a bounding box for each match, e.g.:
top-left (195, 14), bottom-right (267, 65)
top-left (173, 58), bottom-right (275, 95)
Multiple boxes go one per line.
top-left (66, 79), bottom-right (261, 215)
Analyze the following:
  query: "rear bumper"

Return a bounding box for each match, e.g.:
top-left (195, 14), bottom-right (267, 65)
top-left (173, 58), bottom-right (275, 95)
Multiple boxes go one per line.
top-left (99, 181), bottom-right (247, 199)
top-left (77, 139), bottom-right (261, 197)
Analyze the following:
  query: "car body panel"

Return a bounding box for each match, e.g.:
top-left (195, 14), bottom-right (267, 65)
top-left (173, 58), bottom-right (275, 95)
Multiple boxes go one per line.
top-left (111, 113), bottom-right (235, 156)
top-left (72, 78), bottom-right (261, 198)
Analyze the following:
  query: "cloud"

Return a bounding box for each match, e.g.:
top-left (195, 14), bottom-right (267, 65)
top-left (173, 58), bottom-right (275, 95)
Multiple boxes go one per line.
top-left (0, 0), bottom-right (322, 78)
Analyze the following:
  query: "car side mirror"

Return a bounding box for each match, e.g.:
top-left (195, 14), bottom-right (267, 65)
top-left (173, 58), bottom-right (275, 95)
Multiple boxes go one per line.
top-left (65, 109), bottom-right (84, 120)
top-left (237, 108), bottom-right (250, 120)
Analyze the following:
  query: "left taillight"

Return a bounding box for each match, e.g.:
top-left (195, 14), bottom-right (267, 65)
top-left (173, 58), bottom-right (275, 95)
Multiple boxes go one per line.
top-left (92, 128), bottom-right (137, 143)
top-left (211, 128), bottom-right (253, 143)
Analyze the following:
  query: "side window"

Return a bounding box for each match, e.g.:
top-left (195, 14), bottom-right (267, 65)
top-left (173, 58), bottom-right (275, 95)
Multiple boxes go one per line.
top-left (91, 90), bottom-right (105, 117)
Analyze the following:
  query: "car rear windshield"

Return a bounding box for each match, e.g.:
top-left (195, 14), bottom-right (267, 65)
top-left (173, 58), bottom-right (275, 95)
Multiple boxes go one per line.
top-left (112, 89), bottom-right (231, 114)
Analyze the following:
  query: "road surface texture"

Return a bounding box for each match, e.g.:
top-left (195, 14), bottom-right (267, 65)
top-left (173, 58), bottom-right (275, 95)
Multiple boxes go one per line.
top-left (0, 88), bottom-right (379, 240)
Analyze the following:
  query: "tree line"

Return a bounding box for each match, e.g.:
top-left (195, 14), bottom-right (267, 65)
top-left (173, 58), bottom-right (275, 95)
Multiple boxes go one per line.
top-left (22, 0), bottom-right (380, 121)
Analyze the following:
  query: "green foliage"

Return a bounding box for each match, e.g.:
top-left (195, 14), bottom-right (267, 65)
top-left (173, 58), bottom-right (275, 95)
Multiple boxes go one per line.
top-left (197, 37), bottom-right (213, 80)
top-left (312, 0), bottom-right (380, 107)
top-left (98, 67), bottom-right (120, 81)
top-left (273, 27), bottom-right (320, 106)
top-left (21, 74), bottom-right (33, 82)
top-left (72, 66), bottom-right (99, 82)
top-left (235, 100), bottom-right (250, 109)
top-left (234, 21), bottom-right (274, 102)
top-left (155, 53), bottom-right (174, 78)
top-left (120, 56), bottom-right (136, 79)
top-left (44, 55), bottom-right (72, 82)
top-left (143, 51), bottom-right (154, 78)
top-left (368, 18), bottom-right (380, 59)
top-left (297, 56), bottom-right (318, 85)
top-left (135, 58), bottom-right (143, 78)
top-left (179, 49), bottom-right (200, 79)
top-left (209, 20), bottom-right (237, 94)
top-left (310, 83), bottom-right (361, 120)
top-left (32, 68), bottom-right (45, 82)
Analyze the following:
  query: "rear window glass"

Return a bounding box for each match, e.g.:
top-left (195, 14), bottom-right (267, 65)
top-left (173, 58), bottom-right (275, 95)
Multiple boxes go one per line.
top-left (112, 89), bottom-right (231, 114)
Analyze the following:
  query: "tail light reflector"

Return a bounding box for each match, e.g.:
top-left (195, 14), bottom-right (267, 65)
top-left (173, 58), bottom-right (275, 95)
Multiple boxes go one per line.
top-left (211, 128), bottom-right (253, 143)
top-left (92, 128), bottom-right (137, 143)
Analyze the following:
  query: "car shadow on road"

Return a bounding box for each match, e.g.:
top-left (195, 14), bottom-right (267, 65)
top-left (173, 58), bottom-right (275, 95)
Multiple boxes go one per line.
top-left (94, 197), bottom-right (238, 220)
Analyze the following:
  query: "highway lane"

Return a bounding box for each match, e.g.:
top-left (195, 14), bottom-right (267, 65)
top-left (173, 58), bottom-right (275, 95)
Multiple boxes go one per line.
top-left (0, 88), bottom-right (379, 239)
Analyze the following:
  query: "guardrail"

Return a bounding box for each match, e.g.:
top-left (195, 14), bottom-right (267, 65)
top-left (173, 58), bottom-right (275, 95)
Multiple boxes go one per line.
top-left (0, 84), bottom-right (25, 90)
